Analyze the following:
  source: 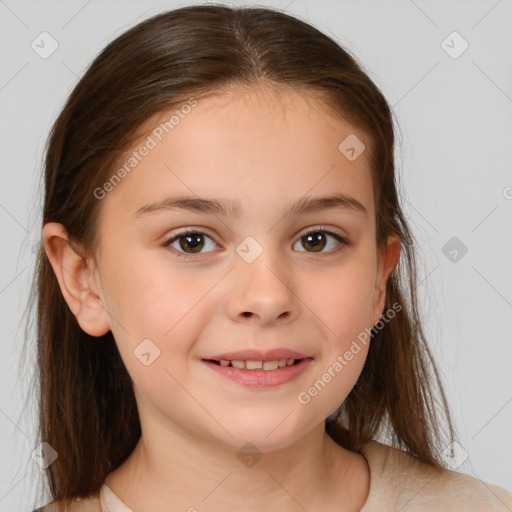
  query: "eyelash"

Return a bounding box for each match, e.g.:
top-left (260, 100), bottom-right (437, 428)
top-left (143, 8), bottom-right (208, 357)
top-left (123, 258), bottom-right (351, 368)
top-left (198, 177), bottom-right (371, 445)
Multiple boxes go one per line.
top-left (161, 227), bottom-right (350, 259)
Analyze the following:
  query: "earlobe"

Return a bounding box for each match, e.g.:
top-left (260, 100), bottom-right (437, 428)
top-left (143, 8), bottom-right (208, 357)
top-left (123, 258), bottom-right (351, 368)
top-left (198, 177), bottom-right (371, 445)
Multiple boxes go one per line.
top-left (41, 222), bottom-right (111, 337)
top-left (371, 234), bottom-right (401, 326)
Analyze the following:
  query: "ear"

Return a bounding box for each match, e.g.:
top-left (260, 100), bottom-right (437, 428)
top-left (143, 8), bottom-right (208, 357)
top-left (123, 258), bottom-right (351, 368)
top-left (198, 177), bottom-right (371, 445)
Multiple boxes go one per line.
top-left (42, 222), bottom-right (111, 337)
top-left (371, 234), bottom-right (401, 326)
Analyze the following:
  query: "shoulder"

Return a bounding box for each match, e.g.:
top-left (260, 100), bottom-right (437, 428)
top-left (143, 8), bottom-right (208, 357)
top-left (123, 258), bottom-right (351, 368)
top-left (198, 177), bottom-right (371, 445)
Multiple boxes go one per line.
top-left (359, 440), bottom-right (512, 511)
top-left (31, 492), bottom-right (101, 512)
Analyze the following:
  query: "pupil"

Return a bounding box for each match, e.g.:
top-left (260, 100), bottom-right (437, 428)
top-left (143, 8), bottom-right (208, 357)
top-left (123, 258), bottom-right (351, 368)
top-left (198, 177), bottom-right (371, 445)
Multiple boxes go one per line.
top-left (178, 233), bottom-right (326, 254)
top-left (304, 232), bottom-right (325, 252)
top-left (180, 234), bottom-right (204, 253)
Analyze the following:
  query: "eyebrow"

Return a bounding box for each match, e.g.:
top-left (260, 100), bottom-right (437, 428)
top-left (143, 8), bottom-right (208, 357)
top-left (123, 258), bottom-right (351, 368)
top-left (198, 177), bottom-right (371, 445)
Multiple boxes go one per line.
top-left (134, 193), bottom-right (368, 219)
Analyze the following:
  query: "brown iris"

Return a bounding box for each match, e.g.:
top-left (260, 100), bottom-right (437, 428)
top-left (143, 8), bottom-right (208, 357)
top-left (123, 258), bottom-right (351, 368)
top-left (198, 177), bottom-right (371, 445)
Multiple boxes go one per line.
top-left (301, 232), bottom-right (326, 252)
top-left (179, 233), bottom-right (205, 253)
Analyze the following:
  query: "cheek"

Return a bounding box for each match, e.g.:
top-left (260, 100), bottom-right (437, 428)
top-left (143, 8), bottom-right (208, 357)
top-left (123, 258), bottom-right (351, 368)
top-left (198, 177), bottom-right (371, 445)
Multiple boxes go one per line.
top-left (104, 252), bottom-right (220, 370)
top-left (104, 247), bottom-right (201, 335)
top-left (296, 260), bottom-right (374, 416)
top-left (307, 252), bottom-right (376, 347)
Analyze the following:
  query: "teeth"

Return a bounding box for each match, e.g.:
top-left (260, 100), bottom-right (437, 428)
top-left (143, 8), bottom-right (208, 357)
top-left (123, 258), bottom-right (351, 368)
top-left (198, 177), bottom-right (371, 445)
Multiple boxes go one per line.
top-left (217, 359), bottom-right (297, 370)
top-left (262, 360), bottom-right (279, 371)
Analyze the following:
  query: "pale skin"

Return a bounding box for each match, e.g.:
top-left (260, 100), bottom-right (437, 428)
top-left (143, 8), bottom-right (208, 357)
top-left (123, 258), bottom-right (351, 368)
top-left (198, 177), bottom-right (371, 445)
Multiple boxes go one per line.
top-left (43, 84), bottom-right (400, 512)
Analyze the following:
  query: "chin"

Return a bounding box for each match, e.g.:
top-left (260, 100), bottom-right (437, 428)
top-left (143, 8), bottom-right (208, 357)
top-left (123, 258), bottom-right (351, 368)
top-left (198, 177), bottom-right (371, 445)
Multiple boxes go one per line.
top-left (204, 413), bottom-right (318, 454)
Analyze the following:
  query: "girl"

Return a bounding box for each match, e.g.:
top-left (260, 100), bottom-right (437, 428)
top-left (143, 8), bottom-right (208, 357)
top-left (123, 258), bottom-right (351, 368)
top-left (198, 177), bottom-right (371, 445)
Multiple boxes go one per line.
top-left (28, 4), bottom-right (512, 511)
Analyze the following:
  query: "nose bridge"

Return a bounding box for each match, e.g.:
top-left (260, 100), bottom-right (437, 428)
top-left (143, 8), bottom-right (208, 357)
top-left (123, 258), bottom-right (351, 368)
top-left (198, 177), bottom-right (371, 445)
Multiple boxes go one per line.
top-left (236, 237), bottom-right (290, 294)
top-left (228, 234), bottom-right (297, 323)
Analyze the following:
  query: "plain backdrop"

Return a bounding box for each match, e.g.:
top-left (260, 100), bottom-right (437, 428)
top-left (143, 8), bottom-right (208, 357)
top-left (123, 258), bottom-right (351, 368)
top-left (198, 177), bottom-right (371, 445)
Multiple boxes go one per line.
top-left (1, 0), bottom-right (511, 509)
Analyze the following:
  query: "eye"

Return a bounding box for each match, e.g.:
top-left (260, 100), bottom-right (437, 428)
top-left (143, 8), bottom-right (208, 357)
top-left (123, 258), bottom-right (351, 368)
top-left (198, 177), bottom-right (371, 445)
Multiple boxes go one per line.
top-left (162, 227), bottom-right (349, 258)
top-left (162, 229), bottom-right (220, 257)
top-left (293, 228), bottom-right (349, 254)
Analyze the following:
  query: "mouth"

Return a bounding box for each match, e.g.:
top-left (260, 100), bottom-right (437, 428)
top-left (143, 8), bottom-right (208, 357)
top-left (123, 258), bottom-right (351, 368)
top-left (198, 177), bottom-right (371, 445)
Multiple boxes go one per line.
top-left (204, 358), bottom-right (306, 370)
top-left (201, 356), bottom-right (314, 387)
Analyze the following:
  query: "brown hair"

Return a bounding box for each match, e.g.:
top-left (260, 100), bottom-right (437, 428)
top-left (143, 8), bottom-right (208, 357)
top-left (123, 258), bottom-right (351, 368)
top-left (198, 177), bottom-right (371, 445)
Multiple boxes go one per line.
top-left (23, 3), bottom-right (457, 508)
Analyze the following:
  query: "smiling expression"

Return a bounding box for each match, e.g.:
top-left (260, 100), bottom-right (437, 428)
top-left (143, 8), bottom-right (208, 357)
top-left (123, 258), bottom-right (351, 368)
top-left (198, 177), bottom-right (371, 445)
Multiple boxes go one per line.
top-left (82, 84), bottom-right (397, 451)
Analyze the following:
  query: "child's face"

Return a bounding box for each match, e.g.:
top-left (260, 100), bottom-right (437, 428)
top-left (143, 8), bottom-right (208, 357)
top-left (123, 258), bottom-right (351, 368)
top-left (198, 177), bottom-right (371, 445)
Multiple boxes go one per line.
top-left (77, 85), bottom-right (398, 450)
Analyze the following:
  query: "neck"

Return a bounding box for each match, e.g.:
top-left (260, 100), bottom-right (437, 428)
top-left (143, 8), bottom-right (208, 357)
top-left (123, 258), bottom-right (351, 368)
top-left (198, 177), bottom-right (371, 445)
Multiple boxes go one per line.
top-left (104, 422), bottom-right (368, 512)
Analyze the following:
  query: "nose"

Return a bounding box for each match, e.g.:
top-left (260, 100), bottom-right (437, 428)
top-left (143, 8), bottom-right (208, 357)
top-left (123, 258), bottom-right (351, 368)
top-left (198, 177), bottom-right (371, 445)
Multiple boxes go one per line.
top-left (225, 247), bottom-right (299, 326)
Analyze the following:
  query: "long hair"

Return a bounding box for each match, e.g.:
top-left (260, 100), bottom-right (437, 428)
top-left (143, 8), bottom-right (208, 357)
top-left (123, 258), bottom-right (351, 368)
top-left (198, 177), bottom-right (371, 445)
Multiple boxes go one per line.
top-left (22, 3), bottom-right (457, 507)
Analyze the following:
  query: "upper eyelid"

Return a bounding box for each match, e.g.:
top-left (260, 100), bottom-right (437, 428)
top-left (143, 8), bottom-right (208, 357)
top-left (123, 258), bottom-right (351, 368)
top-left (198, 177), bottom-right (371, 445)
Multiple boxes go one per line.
top-left (164, 226), bottom-right (348, 249)
top-left (166, 225), bottom-right (347, 241)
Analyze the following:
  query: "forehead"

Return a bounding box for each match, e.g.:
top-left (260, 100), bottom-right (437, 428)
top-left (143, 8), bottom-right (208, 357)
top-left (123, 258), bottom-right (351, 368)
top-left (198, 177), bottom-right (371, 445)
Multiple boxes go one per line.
top-left (99, 84), bottom-right (375, 226)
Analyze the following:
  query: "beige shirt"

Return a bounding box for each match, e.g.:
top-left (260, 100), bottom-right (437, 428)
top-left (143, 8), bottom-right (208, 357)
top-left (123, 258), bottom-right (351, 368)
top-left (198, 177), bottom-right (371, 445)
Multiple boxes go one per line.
top-left (99, 440), bottom-right (512, 511)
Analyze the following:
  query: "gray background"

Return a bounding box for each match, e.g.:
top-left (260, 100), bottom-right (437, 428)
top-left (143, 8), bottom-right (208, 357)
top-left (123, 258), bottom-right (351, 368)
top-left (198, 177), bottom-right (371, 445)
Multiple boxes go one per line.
top-left (1, 0), bottom-right (511, 509)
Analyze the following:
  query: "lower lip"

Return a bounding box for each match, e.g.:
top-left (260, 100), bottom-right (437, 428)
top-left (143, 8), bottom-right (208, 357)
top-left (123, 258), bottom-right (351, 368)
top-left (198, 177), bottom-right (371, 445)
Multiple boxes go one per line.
top-left (202, 358), bottom-right (313, 388)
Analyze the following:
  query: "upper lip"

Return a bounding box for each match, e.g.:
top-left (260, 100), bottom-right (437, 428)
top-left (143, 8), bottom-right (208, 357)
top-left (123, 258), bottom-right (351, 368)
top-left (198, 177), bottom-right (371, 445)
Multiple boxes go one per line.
top-left (204, 349), bottom-right (312, 362)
